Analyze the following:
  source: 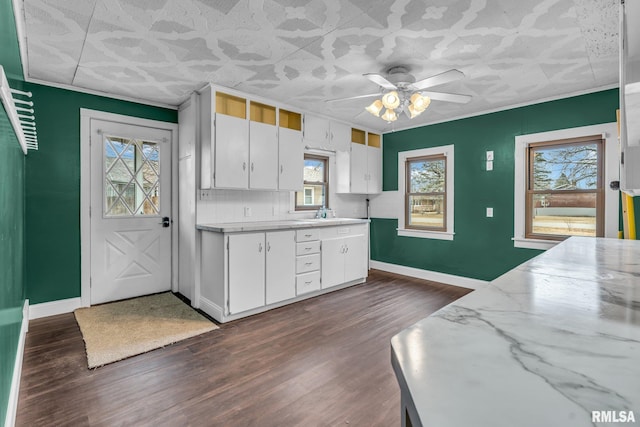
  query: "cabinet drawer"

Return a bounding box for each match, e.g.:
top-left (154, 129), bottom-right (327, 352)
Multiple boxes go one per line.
top-left (319, 224), bottom-right (367, 239)
top-left (296, 253), bottom-right (320, 274)
top-left (296, 240), bottom-right (320, 256)
top-left (296, 228), bottom-right (319, 242)
top-left (296, 271), bottom-right (321, 295)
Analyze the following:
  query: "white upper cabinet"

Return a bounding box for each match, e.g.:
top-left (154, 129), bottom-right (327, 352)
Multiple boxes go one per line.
top-left (197, 85), bottom-right (304, 191)
top-left (215, 113), bottom-right (249, 189)
top-left (278, 109), bottom-right (303, 191)
top-left (337, 129), bottom-right (382, 194)
top-left (303, 114), bottom-right (330, 146)
top-left (249, 102), bottom-right (278, 190)
top-left (303, 114), bottom-right (351, 152)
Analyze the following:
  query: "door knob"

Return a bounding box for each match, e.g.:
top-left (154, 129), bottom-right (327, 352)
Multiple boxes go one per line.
top-left (160, 217), bottom-right (171, 227)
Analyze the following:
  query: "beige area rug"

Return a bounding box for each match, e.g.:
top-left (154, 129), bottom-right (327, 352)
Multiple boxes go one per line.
top-left (74, 292), bottom-right (218, 368)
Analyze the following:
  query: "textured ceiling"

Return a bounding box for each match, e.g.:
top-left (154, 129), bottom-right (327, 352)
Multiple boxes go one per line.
top-left (20, 0), bottom-right (619, 132)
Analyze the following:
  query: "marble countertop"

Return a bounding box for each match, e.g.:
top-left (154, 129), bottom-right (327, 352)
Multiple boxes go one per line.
top-left (391, 237), bottom-right (640, 427)
top-left (196, 217), bottom-right (369, 233)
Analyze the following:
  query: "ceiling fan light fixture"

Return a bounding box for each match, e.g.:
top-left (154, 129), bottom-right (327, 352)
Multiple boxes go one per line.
top-left (410, 93), bottom-right (431, 112)
top-left (381, 108), bottom-right (397, 122)
top-left (365, 99), bottom-right (384, 117)
top-left (381, 91), bottom-right (400, 109)
top-left (407, 104), bottom-right (422, 119)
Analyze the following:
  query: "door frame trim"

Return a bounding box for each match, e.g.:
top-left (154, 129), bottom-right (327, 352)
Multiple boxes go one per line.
top-left (80, 108), bottom-right (179, 307)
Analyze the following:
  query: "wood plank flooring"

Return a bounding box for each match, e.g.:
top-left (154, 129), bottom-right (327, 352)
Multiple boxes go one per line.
top-left (16, 269), bottom-right (471, 427)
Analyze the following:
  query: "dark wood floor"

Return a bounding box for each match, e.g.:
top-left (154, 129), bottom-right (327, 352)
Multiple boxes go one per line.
top-left (16, 269), bottom-right (471, 427)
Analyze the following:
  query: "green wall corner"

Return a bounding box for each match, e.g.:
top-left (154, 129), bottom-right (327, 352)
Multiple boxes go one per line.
top-left (12, 81), bottom-right (178, 304)
top-left (373, 89), bottom-right (621, 281)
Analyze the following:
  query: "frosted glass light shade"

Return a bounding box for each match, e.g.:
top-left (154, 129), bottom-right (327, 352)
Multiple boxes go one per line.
top-left (365, 99), bottom-right (384, 117)
top-left (410, 93), bottom-right (431, 112)
top-left (407, 104), bottom-right (422, 119)
top-left (381, 108), bottom-right (397, 122)
top-left (381, 91), bottom-right (400, 109)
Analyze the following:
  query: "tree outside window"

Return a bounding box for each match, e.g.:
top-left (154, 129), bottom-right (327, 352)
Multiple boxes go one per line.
top-left (526, 137), bottom-right (603, 239)
top-left (405, 155), bottom-right (446, 231)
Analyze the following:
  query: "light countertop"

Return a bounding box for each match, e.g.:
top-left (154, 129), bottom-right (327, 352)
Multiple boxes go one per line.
top-left (391, 237), bottom-right (640, 427)
top-left (196, 218), bottom-right (369, 233)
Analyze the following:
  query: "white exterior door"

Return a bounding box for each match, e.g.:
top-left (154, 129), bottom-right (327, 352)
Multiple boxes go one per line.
top-left (228, 233), bottom-right (265, 314)
top-left (90, 119), bottom-right (172, 304)
top-left (265, 231), bottom-right (296, 304)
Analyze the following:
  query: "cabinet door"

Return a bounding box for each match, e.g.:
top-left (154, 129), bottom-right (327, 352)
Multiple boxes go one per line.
top-left (350, 142), bottom-right (368, 194)
top-left (215, 113), bottom-right (249, 189)
top-left (343, 234), bottom-right (367, 283)
top-left (278, 127), bottom-right (303, 191)
top-left (366, 145), bottom-right (382, 194)
top-left (266, 231), bottom-right (296, 304)
top-left (321, 238), bottom-right (344, 289)
top-left (330, 121), bottom-right (351, 152)
top-left (249, 121), bottom-right (278, 190)
top-left (303, 114), bottom-right (329, 145)
top-left (228, 233), bottom-right (265, 314)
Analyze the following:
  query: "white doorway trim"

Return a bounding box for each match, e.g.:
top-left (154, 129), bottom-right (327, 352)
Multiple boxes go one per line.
top-left (80, 108), bottom-right (179, 307)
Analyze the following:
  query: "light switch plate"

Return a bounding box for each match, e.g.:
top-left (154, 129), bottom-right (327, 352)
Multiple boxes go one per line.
top-left (486, 151), bottom-right (494, 160)
top-left (486, 207), bottom-right (494, 217)
top-left (486, 160), bottom-right (493, 171)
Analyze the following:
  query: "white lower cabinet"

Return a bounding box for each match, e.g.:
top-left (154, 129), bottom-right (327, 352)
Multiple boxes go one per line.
top-left (320, 224), bottom-right (368, 289)
top-left (199, 222), bottom-right (368, 322)
top-left (265, 231), bottom-right (296, 304)
top-left (228, 233), bottom-right (265, 314)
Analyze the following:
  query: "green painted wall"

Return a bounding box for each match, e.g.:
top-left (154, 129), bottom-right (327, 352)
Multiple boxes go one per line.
top-left (0, 0), bottom-right (23, 81)
top-left (8, 80), bottom-right (178, 304)
top-left (0, 104), bottom-right (25, 424)
top-left (372, 89), bottom-right (620, 281)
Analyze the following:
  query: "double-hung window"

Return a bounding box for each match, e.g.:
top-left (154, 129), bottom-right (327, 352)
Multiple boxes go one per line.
top-left (295, 154), bottom-right (328, 210)
top-left (526, 137), bottom-right (604, 240)
top-left (514, 123), bottom-right (618, 250)
top-left (405, 155), bottom-right (447, 231)
top-left (398, 145), bottom-right (454, 240)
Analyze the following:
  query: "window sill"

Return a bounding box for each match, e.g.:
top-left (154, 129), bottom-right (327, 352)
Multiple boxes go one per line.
top-left (512, 237), bottom-right (559, 250)
top-left (397, 228), bottom-right (454, 240)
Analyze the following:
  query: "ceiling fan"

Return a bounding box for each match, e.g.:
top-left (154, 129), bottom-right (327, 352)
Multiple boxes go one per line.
top-left (329, 66), bottom-right (472, 122)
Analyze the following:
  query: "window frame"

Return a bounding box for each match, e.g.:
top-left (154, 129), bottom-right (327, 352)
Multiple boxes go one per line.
top-left (514, 123), bottom-right (619, 250)
top-left (295, 154), bottom-right (329, 211)
top-left (405, 154), bottom-right (447, 232)
top-left (397, 145), bottom-right (454, 240)
top-left (525, 137), bottom-right (604, 241)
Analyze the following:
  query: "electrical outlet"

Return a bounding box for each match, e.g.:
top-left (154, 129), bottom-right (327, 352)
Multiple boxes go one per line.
top-left (486, 160), bottom-right (493, 171)
top-left (486, 207), bottom-right (494, 217)
top-left (244, 207), bottom-right (252, 217)
top-left (486, 150), bottom-right (494, 161)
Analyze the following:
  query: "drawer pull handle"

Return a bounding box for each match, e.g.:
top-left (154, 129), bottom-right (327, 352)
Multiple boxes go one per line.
top-left (305, 247), bottom-right (312, 250)
top-left (305, 281), bottom-right (312, 284)
top-left (304, 234), bottom-right (312, 237)
top-left (305, 262), bottom-right (313, 265)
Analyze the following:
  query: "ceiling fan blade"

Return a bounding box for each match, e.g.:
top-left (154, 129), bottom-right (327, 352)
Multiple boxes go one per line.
top-left (410, 69), bottom-right (465, 90)
top-left (325, 93), bottom-right (380, 103)
top-left (421, 91), bottom-right (472, 104)
top-left (364, 73), bottom-right (397, 90)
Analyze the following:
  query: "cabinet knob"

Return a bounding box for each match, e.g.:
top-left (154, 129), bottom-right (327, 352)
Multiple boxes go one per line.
top-left (251, 162), bottom-right (254, 172)
top-left (280, 165), bottom-right (284, 174)
top-left (242, 162), bottom-right (246, 171)
top-left (267, 242), bottom-right (271, 252)
top-left (258, 242), bottom-right (263, 252)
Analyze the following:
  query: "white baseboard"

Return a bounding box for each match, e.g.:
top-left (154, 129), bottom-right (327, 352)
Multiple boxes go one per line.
top-left (5, 300), bottom-right (29, 427)
top-left (369, 260), bottom-right (489, 290)
top-left (29, 297), bottom-right (82, 320)
top-left (199, 297), bottom-right (223, 321)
